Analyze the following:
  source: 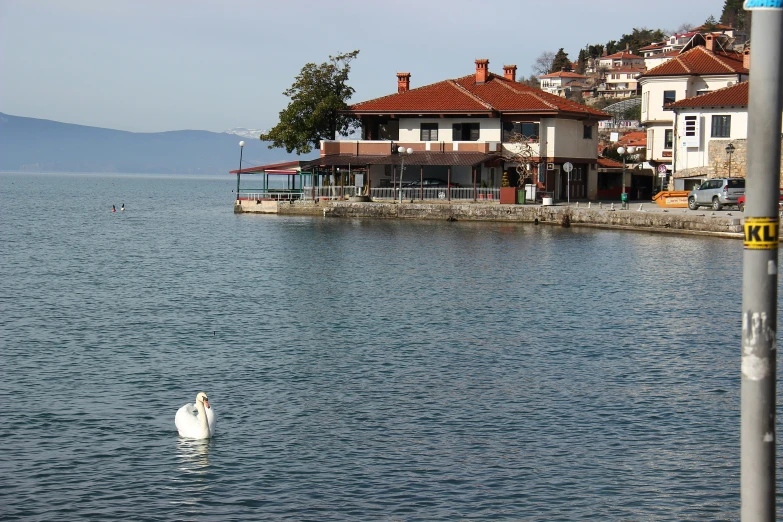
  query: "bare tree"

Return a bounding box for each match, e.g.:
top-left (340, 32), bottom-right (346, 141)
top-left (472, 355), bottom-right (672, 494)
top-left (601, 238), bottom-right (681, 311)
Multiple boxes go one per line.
top-left (532, 51), bottom-right (556, 76)
top-left (503, 132), bottom-right (541, 187)
top-left (670, 22), bottom-right (694, 34)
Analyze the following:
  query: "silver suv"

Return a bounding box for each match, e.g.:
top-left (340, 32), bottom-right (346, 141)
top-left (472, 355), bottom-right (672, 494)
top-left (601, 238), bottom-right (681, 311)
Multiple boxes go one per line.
top-left (688, 178), bottom-right (745, 211)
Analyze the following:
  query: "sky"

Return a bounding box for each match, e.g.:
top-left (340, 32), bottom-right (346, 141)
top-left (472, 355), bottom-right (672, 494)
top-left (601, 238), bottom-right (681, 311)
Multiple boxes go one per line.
top-left (0, 0), bottom-right (726, 134)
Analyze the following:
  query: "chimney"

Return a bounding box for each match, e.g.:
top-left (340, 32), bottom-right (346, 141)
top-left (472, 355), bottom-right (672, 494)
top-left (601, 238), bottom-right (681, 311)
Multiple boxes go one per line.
top-left (475, 59), bottom-right (489, 84)
top-left (503, 64), bottom-right (517, 81)
top-left (397, 72), bottom-right (411, 93)
top-left (743, 48), bottom-right (751, 69)
top-left (705, 33), bottom-right (715, 52)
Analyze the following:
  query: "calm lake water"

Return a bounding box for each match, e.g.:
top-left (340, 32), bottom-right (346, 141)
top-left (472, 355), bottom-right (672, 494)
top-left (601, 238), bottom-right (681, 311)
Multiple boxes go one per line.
top-left (1, 172), bottom-right (779, 520)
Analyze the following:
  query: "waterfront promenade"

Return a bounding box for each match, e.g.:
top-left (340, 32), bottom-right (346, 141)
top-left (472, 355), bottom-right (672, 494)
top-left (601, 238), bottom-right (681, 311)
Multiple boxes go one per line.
top-left (240, 198), bottom-right (746, 238)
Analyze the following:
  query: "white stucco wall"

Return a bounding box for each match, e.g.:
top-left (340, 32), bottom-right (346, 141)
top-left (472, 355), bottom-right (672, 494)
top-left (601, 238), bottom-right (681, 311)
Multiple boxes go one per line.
top-left (544, 118), bottom-right (599, 158)
top-left (398, 117), bottom-right (501, 143)
top-left (674, 107), bottom-right (749, 171)
top-left (641, 73), bottom-right (746, 164)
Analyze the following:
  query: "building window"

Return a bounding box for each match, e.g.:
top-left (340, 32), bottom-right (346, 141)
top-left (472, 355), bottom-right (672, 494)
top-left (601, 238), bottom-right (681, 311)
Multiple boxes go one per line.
top-left (664, 128), bottom-right (673, 149)
top-left (583, 124), bottom-right (593, 139)
top-left (663, 90), bottom-right (676, 105)
top-left (453, 122), bottom-right (480, 141)
top-left (711, 115), bottom-right (731, 137)
top-left (420, 123), bottom-right (438, 141)
top-left (502, 122), bottom-right (539, 142)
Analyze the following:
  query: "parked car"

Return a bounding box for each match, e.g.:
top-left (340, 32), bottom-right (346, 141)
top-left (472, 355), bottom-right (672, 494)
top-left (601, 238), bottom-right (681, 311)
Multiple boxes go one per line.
top-left (737, 188), bottom-right (783, 212)
top-left (402, 178), bottom-right (460, 188)
top-left (687, 178), bottom-right (745, 210)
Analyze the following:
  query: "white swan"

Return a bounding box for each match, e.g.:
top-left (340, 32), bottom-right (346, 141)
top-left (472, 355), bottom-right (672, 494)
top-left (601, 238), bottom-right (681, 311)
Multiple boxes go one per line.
top-left (175, 392), bottom-right (216, 439)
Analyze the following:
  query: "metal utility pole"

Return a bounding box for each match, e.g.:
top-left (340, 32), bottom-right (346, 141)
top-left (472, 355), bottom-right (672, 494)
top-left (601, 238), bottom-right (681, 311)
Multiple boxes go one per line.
top-left (740, 3), bottom-right (782, 521)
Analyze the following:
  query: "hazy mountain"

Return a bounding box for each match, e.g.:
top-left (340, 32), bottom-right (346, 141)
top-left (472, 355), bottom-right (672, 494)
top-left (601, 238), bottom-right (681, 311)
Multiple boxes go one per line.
top-left (0, 113), bottom-right (315, 174)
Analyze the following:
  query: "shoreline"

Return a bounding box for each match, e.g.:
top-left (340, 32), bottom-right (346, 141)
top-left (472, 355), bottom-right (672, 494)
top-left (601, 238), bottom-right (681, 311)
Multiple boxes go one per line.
top-left (239, 199), bottom-right (746, 239)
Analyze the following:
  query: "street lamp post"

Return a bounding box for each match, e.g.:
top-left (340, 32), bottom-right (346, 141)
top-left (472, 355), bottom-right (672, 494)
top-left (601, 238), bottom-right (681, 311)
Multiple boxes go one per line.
top-left (617, 145), bottom-right (635, 209)
top-left (725, 142), bottom-right (735, 177)
top-left (398, 146), bottom-right (413, 204)
top-left (236, 141), bottom-right (245, 202)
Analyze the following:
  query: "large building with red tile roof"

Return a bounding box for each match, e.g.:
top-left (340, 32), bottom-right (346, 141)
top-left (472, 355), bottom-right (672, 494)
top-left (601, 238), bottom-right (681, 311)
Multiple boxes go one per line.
top-left (308, 59), bottom-right (611, 201)
top-left (639, 34), bottom-right (749, 181)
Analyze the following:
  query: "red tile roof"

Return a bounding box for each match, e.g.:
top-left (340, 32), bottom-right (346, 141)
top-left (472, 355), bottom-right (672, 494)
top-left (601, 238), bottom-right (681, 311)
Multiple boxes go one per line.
top-left (538, 70), bottom-right (588, 79)
top-left (349, 72), bottom-right (609, 119)
top-left (597, 157), bottom-right (623, 168)
top-left (666, 80), bottom-right (748, 109)
top-left (642, 45), bottom-right (747, 77)
top-left (602, 51), bottom-right (643, 60)
top-left (691, 23), bottom-right (735, 32)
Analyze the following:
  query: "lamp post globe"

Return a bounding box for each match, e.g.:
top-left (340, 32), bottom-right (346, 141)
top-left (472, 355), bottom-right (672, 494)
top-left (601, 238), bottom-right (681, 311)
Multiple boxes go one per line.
top-left (397, 147), bottom-right (413, 204)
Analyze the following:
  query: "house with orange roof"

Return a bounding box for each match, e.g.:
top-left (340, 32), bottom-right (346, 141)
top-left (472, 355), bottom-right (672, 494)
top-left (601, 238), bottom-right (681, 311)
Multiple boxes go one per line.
top-left (308, 59), bottom-right (610, 202)
top-left (639, 34), bottom-right (749, 181)
top-left (537, 69), bottom-right (589, 98)
top-left (598, 67), bottom-right (643, 98)
top-left (597, 50), bottom-right (645, 71)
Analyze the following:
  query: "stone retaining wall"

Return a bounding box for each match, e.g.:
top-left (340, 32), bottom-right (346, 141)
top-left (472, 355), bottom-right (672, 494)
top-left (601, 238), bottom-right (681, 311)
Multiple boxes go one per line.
top-left (269, 201), bottom-right (743, 237)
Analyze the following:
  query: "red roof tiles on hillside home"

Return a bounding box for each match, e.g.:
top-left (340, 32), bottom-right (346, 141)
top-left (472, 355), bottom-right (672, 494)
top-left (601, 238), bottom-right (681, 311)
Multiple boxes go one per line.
top-left (642, 45), bottom-right (747, 77)
top-left (349, 72), bottom-right (609, 118)
top-left (666, 81), bottom-right (748, 109)
top-left (603, 51), bottom-right (643, 60)
top-left (537, 71), bottom-right (588, 79)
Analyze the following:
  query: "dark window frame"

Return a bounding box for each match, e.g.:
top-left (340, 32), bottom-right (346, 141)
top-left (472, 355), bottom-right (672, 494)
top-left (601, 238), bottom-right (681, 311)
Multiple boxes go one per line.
top-left (664, 128), bottom-right (673, 149)
top-left (420, 123), bottom-right (438, 142)
top-left (452, 122), bottom-right (480, 141)
top-left (502, 122), bottom-right (539, 142)
top-left (663, 90), bottom-right (676, 105)
top-left (583, 124), bottom-right (593, 139)
top-left (711, 115), bottom-right (731, 138)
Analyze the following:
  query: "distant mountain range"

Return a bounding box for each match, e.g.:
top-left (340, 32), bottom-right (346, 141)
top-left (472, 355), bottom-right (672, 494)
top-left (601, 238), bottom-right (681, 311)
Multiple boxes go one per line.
top-left (0, 113), bottom-right (316, 174)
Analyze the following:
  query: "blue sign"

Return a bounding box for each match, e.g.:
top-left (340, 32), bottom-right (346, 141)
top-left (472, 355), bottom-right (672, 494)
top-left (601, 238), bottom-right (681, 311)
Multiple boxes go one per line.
top-left (744, 0), bottom-right (783, 9)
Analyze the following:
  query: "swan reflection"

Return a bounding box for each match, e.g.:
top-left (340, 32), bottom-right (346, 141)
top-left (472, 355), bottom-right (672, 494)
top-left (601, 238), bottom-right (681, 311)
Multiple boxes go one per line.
top-left (176, 437), bottom-right (212, 475)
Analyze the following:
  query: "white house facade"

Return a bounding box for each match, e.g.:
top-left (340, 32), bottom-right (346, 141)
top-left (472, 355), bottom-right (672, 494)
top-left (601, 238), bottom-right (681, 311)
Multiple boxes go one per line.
top-left (639, 37), bottom-right (749, 177)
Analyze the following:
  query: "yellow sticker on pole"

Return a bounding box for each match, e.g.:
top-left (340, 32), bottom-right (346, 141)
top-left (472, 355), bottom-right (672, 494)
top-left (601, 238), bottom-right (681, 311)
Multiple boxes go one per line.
top-left (744, 217), bottom-right (780, 249)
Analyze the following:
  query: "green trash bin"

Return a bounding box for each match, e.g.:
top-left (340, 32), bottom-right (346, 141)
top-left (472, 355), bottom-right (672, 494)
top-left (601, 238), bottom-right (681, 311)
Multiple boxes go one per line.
top-left (518, 189), bottom-right (526, 204)
top-left (621, 191), bottom-right (628, 209)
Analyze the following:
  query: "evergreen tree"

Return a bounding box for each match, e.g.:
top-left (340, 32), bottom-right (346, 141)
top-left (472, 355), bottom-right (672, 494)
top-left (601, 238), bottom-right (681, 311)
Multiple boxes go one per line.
top-left (720, 0), bottom-right (751, 32)
top-left (260, 50), bottom-right (360, 155)
top-left (587, 44), bottom-right (604, 59)
top-left (576, 49), bottom-right (587, 75)
top-left (616, 28), bottom-right (667, 54)
top-left (605, 40), bottom-right (618, 55)
top-left (703, 15), bottom-right (719, 31)
top-left (550, 48), bottom-right (571, 73)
